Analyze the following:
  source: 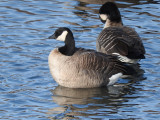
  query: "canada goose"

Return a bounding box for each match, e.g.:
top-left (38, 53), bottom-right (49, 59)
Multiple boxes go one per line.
top-left (48, 27), bottom-right (134, 88)
top-left (96, 2), bottom-right (145, 64)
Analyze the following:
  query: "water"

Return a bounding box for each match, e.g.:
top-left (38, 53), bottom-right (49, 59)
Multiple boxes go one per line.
top-left (0, 0), bottom-right (160, 119)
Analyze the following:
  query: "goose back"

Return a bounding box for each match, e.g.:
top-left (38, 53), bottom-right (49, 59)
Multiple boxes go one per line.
top-left (96, 26), bottom-right (145, 61)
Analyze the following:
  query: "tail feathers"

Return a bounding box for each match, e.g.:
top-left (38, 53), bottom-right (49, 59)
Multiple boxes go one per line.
top-left (122, 63), bottom-right (137, 76)
top-left (127, 53), bottom-right (145, 59)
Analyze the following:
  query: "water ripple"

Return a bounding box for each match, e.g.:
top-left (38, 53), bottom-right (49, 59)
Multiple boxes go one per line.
top-left (0, 0), bottom-right (160, 120)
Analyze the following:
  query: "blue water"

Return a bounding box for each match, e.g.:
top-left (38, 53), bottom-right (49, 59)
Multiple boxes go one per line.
top-left (0, 0), bottom-right (160, 119)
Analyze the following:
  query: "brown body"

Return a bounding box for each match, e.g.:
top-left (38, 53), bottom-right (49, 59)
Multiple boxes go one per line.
top-left (49, 48), bottom-right (128, 88)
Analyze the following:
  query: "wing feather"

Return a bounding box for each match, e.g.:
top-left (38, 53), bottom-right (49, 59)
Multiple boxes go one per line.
top-left (74, 49), bottom-right (129, 78)
top-left (97, 26), bottom-right (145, 59)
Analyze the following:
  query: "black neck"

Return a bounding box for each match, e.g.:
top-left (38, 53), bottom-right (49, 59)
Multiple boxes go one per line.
top-left (59, 33), bottom-right (75, 56)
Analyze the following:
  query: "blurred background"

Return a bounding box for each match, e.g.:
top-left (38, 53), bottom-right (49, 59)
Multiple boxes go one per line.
top-left (0, 0), bottom-right (160, 119)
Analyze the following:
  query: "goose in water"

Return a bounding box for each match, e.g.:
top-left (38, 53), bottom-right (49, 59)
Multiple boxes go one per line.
top-left (96, 2), bottom-right (145, 64)
top-left (48, 27), bottom-right (134, 88)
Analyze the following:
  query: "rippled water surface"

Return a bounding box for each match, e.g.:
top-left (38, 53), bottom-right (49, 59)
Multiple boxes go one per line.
top-left (0, 0), bottom-right (160, 119)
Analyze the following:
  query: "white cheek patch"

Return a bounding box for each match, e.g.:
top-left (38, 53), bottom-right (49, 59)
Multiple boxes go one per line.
top-left (56, 31), bottom-right (68, 41)
top-left (100, 14), bottom-right (107, 21)
top-left (108, 73), bottom-right (122, 85)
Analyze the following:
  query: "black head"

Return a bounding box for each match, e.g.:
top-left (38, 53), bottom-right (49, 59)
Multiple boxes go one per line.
top-left (99, 2), bottom-right (121, 23)
top-left (48, 27), bottom-right (75, 56)
top-left (48, 27), bottom-right (73, 42)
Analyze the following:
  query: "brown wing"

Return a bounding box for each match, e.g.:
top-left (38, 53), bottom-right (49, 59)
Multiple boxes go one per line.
top-left (74, 49), bottom-right (130, 78)
top-left (96, 27), bottom-right (145, 59)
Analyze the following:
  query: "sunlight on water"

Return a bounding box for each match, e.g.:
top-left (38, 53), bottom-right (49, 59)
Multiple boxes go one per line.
top-left (0, 0), bottom-right (160, 119)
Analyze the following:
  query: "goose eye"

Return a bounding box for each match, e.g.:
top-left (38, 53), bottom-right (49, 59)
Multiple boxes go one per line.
top-left (55, 31), bottom-right (62, 37)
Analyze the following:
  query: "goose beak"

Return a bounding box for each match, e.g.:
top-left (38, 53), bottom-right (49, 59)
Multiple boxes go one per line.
top-left (48, 34), bottom-right (56, 39)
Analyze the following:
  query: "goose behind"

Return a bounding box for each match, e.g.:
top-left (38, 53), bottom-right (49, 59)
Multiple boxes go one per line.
top-left (48, 27), bottom-right (135, 88)
top-left (97, 2), bottom-right (145, 64)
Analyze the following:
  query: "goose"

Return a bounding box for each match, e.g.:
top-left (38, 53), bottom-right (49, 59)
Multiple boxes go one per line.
top-left (96, 2), bottom-right (145, 64)
top-left (48, 27), bottom-right (134, 88)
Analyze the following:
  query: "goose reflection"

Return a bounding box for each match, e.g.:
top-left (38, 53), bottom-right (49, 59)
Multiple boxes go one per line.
top-left (51, 85), bottom-right (128, 105)
top-left (48, 85), bottom-right (135, 119)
